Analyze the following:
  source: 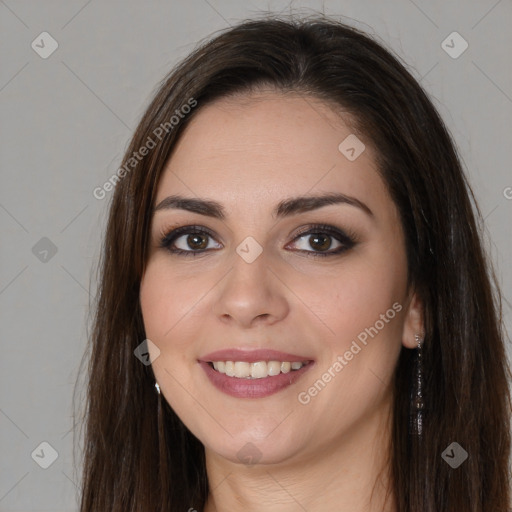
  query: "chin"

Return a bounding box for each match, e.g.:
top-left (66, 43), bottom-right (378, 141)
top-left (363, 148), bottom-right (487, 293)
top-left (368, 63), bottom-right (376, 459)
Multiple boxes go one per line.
top-left (203, 430), bottom-right (307, 467)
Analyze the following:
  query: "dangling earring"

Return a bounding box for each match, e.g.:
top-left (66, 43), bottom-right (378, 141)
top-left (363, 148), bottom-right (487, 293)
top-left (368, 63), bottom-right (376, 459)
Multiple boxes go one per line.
top-left (409, 333), bottom-right (425, 437)
top-left (155, 382), bottom-right (161, 395)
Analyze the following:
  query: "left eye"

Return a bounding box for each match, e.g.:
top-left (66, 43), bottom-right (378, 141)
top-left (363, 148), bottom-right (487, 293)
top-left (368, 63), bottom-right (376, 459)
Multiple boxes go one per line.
top-left (290, 232), bottom-right (343, 253)
top-left (286, 225), bottom-right (356, 256)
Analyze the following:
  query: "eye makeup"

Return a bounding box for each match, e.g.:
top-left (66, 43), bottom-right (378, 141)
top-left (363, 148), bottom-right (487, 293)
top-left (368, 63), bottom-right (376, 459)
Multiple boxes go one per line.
top-left (157, 222), bottom-right (359, 258)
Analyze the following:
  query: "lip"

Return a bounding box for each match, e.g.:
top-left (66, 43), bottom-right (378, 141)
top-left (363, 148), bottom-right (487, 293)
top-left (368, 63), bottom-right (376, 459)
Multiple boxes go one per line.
top-left (199, 348), bottom-right (313, 364)
top-left (198, 349), bottom-right (315, 399)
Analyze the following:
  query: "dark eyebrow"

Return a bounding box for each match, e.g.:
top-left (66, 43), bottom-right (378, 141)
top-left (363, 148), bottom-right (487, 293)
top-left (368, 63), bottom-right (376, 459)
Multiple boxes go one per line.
top-left (153, 192), bottom-right (374, 219)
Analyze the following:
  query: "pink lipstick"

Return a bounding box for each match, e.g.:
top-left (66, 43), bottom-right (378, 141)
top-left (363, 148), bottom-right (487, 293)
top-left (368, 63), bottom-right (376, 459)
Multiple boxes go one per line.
top-left (198, 349), bottom-right (314, 399)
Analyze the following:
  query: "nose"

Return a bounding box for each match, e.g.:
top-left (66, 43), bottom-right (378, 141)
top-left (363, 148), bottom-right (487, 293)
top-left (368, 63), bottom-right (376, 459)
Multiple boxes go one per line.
top-left (211, 248), bottom-right (290, 328)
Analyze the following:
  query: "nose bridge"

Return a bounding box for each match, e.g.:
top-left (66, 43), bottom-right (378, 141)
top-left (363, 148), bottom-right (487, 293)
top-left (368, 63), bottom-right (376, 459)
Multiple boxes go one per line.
top-left (235, 234), bottom-right (265, 266)
top-left (228, 237), bottom-right (272, 296)
top-left (212, 238), bottom-right (289, 326)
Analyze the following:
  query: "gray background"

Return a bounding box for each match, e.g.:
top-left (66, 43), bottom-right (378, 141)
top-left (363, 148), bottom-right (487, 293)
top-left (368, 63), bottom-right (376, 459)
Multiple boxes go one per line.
top-left (1, 1), bottom-right (511, 510)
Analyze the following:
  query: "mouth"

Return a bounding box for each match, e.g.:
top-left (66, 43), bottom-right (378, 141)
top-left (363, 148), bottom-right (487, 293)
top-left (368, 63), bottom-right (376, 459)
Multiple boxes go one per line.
top-left (198, 349), bottom-right (315, 398)
top-left (207, 360), bottom-right (311, 379)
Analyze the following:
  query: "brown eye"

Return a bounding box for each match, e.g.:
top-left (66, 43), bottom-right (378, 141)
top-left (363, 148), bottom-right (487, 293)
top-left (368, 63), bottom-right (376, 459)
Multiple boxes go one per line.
top-left (287, 224), bottom-right (356, 257)
top-left (308, 233), bottom-right (336, 252)
top-left (291, 232), bottom-right (342, 253)
top-left (159, 225), bottom-right (222, 256)
top-left (183, 233), bottom-right (209, 250)
top-left (160, 223), bottom-right (357, 258)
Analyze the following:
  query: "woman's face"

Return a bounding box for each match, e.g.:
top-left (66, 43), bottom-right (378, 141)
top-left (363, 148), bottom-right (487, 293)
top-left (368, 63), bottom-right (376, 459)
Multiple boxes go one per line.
top-left (140, 91), bottom-right (422, 466)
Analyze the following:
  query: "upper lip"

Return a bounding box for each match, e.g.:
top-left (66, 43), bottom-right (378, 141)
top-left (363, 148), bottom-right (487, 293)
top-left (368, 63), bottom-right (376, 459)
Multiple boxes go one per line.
top-left (199, 349), bottom-right (314, 363)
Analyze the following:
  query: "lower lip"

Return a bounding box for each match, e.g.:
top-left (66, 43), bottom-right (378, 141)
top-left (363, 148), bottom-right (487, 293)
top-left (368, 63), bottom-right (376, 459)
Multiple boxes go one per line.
top-left (199, 361), bottom-right (314, 398)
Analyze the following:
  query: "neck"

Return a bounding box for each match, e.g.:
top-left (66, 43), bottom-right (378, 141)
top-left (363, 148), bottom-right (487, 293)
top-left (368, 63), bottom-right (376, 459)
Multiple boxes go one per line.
top-left (202, 396), bottom-right (396, 512)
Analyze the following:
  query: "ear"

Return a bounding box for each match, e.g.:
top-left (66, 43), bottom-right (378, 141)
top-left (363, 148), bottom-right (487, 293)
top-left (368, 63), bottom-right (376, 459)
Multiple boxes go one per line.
top-left (401, 290), bottom-right (424, 349)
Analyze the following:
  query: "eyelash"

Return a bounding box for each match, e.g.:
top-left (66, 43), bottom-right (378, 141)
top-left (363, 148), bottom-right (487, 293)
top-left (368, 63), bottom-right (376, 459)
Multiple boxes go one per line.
top-left (158, 223), bottom-right (358, 258)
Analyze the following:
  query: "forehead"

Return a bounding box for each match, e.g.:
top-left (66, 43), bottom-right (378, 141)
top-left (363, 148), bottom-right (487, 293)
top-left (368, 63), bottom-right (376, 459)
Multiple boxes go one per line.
top-left (155, 91), bottom-right (392, 222)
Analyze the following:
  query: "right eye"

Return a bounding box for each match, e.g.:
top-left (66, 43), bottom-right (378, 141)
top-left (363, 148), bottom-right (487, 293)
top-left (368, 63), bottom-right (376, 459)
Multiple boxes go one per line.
top-left (159, 225), bottom-right (222, 256)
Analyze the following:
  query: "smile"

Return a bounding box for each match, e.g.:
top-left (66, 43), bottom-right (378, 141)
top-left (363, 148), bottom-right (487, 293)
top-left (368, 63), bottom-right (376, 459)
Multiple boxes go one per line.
top-left (209, 360), bottom-right (309, 379)
top-left (199, 348), bottom-right (314, 398)
top-left (198, 349), bottom-right (314, 398)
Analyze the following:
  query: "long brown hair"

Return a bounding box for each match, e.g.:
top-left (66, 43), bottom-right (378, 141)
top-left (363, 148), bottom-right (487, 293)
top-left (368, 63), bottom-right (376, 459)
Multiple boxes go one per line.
top-left (75, 14), bottom-right (512, 511)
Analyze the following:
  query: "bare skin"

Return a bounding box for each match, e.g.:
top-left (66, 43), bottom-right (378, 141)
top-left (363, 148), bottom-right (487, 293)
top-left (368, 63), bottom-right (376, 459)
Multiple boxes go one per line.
top-left (140, 90), bottom-right (423, 512)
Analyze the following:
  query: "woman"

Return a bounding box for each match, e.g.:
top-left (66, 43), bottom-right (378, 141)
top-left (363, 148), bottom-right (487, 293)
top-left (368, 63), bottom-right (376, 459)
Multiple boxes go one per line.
top-left (77, 15), bottom-right (512, 512)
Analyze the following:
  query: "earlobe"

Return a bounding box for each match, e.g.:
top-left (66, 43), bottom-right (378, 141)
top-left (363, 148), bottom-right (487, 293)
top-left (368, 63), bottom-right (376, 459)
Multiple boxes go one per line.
top-left (401, 291), bottom-right (425, 349)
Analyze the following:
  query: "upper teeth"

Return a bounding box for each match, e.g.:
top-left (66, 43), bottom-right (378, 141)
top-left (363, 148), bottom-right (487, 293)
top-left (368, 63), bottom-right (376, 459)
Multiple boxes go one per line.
top-left (212, 361), bottom-right (307, 379)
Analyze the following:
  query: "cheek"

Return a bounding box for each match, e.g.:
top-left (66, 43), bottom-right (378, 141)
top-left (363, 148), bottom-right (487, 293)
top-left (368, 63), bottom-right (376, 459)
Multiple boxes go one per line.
top-left (139, 262), bottom-right (201, 415)
top-left (301, 251), bottom-right (406, 403)
top-left (140, 268), bottom-right (170, 342)
top-left (318, 255), bottom-right (406, 342)
top-left (140, 259), bottom-right (204, 346)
